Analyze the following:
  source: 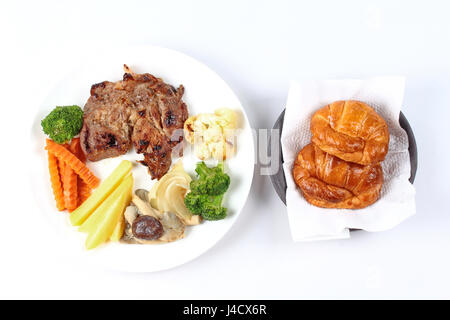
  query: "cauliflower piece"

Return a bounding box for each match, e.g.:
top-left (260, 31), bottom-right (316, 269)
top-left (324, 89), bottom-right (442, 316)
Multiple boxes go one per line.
top-left (209, 141), bottom-right (226, 160)
top-left (194, 142), bottom-right (211, 160)
top-left (203, 124), bottom-right (223, 144)
top-left (214, 108), bottom-right (237, 129)
top-left (184, 108), bottom-right (238, 160)
top-left (184, 116), bottom-right (196, 144)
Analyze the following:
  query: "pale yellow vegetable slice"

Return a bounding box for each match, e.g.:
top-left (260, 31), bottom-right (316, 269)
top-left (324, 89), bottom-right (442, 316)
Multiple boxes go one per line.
top-left (109, 214), bottom-right (125, 242)
top-left (82, 175), bottom-right (133, 250)
top-left (70, 160), bottom-right (132, 226)
top-left (79, 174), bottom-right (132, 234)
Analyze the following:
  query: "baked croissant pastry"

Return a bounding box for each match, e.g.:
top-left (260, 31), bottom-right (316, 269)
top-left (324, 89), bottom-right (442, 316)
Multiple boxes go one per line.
top-left (311, 100), bottom-right (389, 165)
top-left (293, 143), bottom-right (383, 209)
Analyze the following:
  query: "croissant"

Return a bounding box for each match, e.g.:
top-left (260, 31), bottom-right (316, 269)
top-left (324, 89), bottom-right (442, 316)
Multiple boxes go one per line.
top-left (311, 100), bottom-right (389, 165)
top-left (293, 143), bottom-right (383, 209)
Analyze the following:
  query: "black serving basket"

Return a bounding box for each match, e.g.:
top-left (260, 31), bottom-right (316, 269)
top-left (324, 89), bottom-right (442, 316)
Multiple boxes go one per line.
top-left (269, 109), bottom-right (418, 205)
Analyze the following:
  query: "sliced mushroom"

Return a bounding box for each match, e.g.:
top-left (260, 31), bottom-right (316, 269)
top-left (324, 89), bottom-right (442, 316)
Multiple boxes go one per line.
top-left (132, 194), bottom-right (163, 220)
top-left (158, 212), bottom-right (185, 242)
top-left (132, 215), bottom-right (164, 240)
top-left (123, 192), bottom-right (185, 244)
top-left (124, 205), bottom-right (138, 223)
top-left (135, 189), bottom-right (149, 202)
top-left (123, 205), bottom-right (138, 242)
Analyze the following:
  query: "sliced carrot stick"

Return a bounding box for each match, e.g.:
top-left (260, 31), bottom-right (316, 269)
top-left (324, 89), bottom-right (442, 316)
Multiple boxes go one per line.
top-left (56, 143), bottom-right (68, 183)
top-left (69, 137), bottom-right (90, 208)
top-left (47, 150), bottom-right (65, 211)
top-left (69, 138), bottom-right (85, 162)
top-left (78, 178), bottom-right (92, 205)
top-left (57, 158), bottom-right (65, 184)
top-left (45, 139), bottom-right (99, 189)
top-left (63, 164), bottom-right (78, 212)
top-left (63, 139), bottom-right (84, 212)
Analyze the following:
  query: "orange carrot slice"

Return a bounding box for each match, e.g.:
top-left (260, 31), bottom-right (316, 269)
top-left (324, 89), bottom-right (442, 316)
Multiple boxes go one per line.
top-left (57, 158), bottom-right (65, 184)
top-left (70, 138), bottom-right (90, 209)
top-left (69, 138), bottom-right (85, 162)
top-left (45, 139), bottom-right (99, 189)
top-left (47, 150), bottom-right (65, 211)
top-left (78, 178), bottom-right (92, 205)
top-left (56, 143), bottom-right (68, 183)
top-left (62, 139), bottom-right (83, 212)
top-left (63, 163), bottom-right (78, 212)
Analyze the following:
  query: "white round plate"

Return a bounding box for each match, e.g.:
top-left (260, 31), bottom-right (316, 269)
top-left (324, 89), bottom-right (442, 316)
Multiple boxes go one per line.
top-left (30, 46), bottom-right (254, 272)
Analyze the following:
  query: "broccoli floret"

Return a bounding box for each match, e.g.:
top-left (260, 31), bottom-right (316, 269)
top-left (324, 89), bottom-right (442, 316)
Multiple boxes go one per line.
top-left (190, 161), bottom-right (230, 195)
top-left (41, 105), bottom-right (83, 143)
top-left (184, 193), bottom-right (227, 221)
top-left (184, 162), bottom-right (230, 221)
top-left (201, 195), bottom-right (227, 221)
top-left (184, 193), bottom-right (206, 215)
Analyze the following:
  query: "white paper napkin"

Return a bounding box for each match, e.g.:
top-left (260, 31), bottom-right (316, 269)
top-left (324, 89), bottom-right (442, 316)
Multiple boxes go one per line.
top-left (281, 77), bottom-right (416, 241)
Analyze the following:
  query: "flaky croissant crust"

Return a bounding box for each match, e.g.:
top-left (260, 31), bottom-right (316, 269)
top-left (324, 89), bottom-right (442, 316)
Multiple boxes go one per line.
top-left (311, 100), bottom-right (389, 165)
top-left (293, 143), bottom-right (383, 209)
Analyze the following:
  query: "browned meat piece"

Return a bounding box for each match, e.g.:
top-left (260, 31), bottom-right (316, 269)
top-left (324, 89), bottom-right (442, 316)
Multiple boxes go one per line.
top-left (80, 65), bottom-right (188, 179)
top-left (80, 81), bottom-right (132, 161)
top-left (131, 118), bottom-right (172, 180)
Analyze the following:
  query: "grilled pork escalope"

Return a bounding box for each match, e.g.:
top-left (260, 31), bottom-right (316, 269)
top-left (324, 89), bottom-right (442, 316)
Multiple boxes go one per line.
top-left (80, 65), bottom-right (188, 179)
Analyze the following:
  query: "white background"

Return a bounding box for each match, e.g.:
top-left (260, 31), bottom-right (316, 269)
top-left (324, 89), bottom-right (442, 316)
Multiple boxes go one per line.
top-left (1, 0), bottom-right (450, 299)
